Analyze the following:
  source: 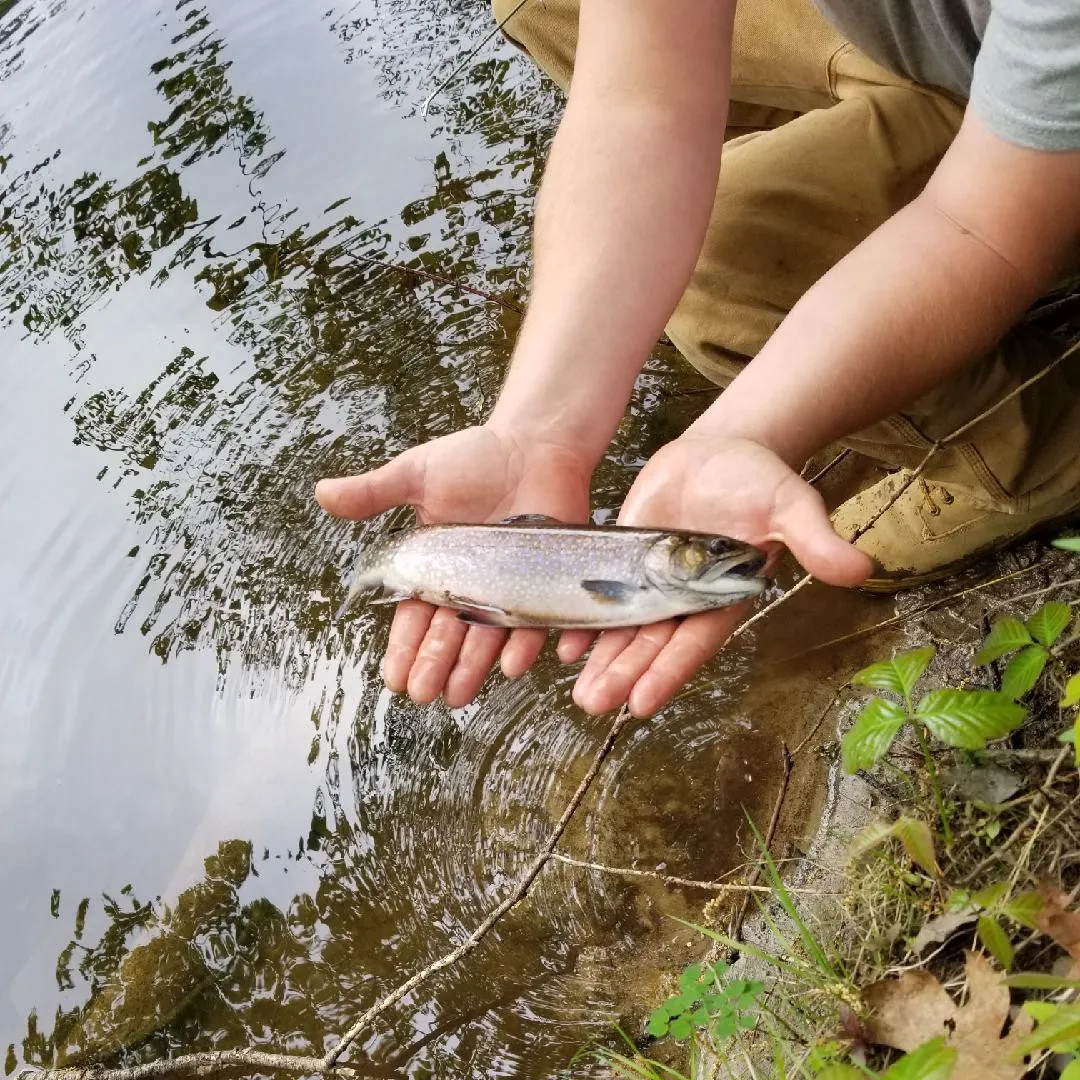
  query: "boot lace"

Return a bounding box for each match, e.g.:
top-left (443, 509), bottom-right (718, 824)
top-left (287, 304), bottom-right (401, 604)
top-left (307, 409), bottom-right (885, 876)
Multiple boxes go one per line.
top-left (918, 478), bottom-right (957, 517)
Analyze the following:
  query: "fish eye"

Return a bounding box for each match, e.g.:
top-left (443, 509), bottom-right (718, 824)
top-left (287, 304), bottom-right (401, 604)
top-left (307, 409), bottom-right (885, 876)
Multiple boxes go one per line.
top-left (706, 537), bottom-right (730, 556)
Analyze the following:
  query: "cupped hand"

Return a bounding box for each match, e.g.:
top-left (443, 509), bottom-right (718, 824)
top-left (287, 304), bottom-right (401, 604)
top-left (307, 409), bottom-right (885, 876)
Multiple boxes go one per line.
top-left (564, 436), bottom-right (873, 718)
top-left (315, 425), bottom-right (591, 708)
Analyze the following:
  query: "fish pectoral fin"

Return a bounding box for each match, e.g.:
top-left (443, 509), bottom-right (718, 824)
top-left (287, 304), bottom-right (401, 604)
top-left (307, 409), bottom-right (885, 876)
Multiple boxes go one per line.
top-left (446, 593), bottom-right (509, 616)
top-left (580, 579), bottom-right (638, 604)
top-left (457, 610), bottom-right (508, 627)
top-left (498, 513), bottom-right (563, 525)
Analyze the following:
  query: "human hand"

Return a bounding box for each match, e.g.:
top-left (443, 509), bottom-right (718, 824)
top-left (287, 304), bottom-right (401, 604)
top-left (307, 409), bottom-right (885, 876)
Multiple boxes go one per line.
top-left (315, 425), bottom-right (591, 707)
top-left (562, 436), bottom-right (873, 717)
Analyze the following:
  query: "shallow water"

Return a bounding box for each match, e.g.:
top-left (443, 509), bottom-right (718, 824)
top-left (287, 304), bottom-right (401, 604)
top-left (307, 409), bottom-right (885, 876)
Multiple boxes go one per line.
top-left (0, 2), bottom-right (895, 1075)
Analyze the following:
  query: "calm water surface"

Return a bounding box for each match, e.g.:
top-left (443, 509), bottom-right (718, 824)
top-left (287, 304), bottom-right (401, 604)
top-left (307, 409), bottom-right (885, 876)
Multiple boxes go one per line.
top-left (0, 1), bottom-right (891, 1075)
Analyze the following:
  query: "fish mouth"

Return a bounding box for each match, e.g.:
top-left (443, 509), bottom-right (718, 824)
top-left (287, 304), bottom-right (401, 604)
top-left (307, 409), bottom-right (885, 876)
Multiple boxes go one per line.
top-left (723, 549), bottom-right (767, 578)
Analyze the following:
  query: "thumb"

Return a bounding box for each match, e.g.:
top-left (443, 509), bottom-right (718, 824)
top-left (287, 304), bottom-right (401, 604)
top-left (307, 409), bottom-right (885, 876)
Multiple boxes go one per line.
top-left (772, 477), bottom-right (873, 587)
top-left (315, 452), bottom-right (420, 521)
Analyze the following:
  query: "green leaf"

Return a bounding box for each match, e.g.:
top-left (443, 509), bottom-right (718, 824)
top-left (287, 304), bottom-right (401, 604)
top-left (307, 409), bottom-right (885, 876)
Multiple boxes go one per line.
top-left (1014, 1003), bottom-right (1080, 1058)
top-left (842, 697), bottom-right (907, 772)
top-left (849, 820), bottom-right (897, 862)
top-left (816, 1069), bottom-right (866, 1080)
top-left (668, 1014), bottom-right (693, 1041)
top-left (975, 617), bottom-right (1032, 664)
top-left (691, 1006), bottom-right (710, 1027)
top-left (1062, 672), bottom-right (1080, 708)
top-left (914, 689), bottom-right (1026, 749)
top-left (852, 646), bottom-right (936, 699)
top-left (1002, 890), bottom-right (1043, 929)
top-left (1028, 601), bottom-right (1072, 647)
top-left (972, 881), bottom-right (1008, 910)
top-left (679, 964), bottom-right (702, 994)
top-left (663, 994), bottom-right (691, 1018)
top-left (895, 816), bottom-right (939, 876)
top-left (882, 1037), bottom-right (958, 1080)
top-left (1053, 536), bottom-right (1080, 552)
top-left (646, 1011), bottom-right (669, 1038)
top-left (710, 1015), bottom-right (736, 1040)
top-left (1004, 973), bottom-right (1080, 990)
top-left (1000, 645), bottom-right (1049, 699)
top-left (976, 915), bottom-right (1014, 969)
top-left (1060, 1058), bottom-right (1080, 1080)
top-left (700, 964), bottom-right (718, 987)
top-left (736, 1013), bottom-right (757, 1031)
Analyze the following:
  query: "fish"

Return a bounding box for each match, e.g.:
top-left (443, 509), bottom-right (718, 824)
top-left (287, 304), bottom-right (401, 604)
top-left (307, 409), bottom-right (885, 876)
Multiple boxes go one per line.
top-left (337, 515), bottom-right (768, 629)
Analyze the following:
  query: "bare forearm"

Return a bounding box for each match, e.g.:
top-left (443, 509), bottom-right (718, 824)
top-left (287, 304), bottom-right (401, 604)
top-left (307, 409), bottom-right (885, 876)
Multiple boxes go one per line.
top-left (489, 0), bottom-right (732, 467)
top-left (689, 194), bottom-right (1038, 464)
top-left (690, 113), bottom-right (1080, 467)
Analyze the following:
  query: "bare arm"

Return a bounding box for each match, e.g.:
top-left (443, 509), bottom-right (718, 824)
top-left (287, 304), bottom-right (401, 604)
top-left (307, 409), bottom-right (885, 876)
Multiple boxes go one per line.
top-left (688, 111), bottom-right (1080, 465)
top-left (489, 0), bottom-right (734, 465)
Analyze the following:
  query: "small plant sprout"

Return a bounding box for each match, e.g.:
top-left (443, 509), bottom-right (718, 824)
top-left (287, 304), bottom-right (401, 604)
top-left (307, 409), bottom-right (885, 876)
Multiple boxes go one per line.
top-left (974, 601), bottom-right (1073, 699)
top-left (646, 961), bottom-right (763, 1044)
top-left (841, 645), bottom-right (1027, 846)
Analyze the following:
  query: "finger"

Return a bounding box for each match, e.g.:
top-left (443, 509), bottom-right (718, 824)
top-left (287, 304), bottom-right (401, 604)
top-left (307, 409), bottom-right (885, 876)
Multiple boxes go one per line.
top-left (574, 628), bottom-right (638, 696)
top-left (627, 607), bottom-right (744, 717)
top-left (773, 477), bottom-right (873, 586)
top-left (315, 452), bottom-right (420, 521)
top-left (556, 630), bottom-right (595, 665)
top-left (383, 600), bottom-right (436, 692)
top-left (501, 628), bottom-right (547, 679)
top-left (573, 621), bottom-right (678, 715)
top-left (406, 607), bottom-right (470, 704)
top-left (444, 625), bottom-right (509, 708)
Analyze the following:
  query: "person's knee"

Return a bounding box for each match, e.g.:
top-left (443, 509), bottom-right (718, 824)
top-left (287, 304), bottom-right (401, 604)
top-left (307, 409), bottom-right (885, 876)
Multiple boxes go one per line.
top-left (489, 0), bottom-right (578, 90)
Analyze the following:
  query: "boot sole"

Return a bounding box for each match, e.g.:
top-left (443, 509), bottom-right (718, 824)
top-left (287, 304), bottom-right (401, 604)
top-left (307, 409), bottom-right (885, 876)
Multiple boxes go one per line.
top-left (855, 509), bottom-right (1080, 595)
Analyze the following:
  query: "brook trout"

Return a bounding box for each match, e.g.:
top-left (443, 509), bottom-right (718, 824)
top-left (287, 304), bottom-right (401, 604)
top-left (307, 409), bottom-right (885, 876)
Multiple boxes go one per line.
top-left (339, 515), bottom-right (767, 629)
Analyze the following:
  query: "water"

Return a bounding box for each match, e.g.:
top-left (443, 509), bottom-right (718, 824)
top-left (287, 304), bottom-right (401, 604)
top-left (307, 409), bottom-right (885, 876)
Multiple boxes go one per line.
top-left (0, 1), bottom-right (895, 1075)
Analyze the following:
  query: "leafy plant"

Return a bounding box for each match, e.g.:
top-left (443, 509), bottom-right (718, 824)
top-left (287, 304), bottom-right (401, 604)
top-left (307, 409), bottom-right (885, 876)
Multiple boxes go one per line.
top-left (1053, 536), bottom-right (1080, 553)
top-left (646, 961), bottom-right (763, 1043)
top-left (1061, 671), bottom-right (1080, 765)
top-left (974, 602), bottom-right (1073, 699)
top-left (1011, 1000), bottom-right (1080, 1077)
top-left (841, 646), bottom-right (1026, 845)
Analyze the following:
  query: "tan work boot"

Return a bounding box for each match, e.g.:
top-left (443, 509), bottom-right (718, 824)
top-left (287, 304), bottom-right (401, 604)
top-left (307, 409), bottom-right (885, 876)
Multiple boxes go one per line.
top-left (831, 470), bottom-right (1080, 592)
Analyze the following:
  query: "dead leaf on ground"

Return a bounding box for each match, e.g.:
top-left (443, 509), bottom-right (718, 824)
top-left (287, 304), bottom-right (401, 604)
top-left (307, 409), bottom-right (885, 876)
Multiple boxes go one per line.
top-left (911, 906), bottom-right (980, 954)
top-left (940, 764), bottom-right (1024, 805)
top-left (863, 951), bottom-right (1033, 1080)
top-left (1035, 882), bottom-right (1080, 975)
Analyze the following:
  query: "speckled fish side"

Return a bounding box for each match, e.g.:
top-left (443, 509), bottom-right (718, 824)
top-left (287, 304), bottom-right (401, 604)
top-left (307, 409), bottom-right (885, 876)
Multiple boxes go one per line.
top-left (340, 520), bottom-right (767, 630)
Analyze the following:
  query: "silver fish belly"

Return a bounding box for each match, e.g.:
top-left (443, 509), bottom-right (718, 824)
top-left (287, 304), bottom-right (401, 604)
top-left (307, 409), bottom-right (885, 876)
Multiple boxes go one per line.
top-left (340, 520), bottom-right (767, 629)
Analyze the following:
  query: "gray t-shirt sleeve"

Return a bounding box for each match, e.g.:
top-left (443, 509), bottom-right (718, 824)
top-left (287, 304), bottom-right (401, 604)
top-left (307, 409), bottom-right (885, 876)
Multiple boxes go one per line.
top-left (971, 0), bottom-right (1080, 151)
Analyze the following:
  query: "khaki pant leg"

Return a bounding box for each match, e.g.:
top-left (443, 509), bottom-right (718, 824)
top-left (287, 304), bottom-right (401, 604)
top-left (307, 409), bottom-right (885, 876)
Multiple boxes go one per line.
top-left (491, 0), bottom-right (1080, 510)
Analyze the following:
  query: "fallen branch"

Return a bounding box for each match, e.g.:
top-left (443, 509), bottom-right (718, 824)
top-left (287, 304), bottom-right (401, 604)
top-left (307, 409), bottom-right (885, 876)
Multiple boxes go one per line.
top-left (730, 742), bottom-right (793, 939)
top-left (545, 852), bottom-right (828, 895)
top-left (347, 251), bottom-right (523, 314)
top-left (16, 1049), bottom-right (333, 1080)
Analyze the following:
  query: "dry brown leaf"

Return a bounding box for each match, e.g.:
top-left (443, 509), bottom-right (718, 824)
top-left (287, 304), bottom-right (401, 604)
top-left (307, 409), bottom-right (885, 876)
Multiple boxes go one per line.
top-left (863, 952), bottom-right (1033, 1080)
top-left (1036, 882), bottom-right (1080, 975)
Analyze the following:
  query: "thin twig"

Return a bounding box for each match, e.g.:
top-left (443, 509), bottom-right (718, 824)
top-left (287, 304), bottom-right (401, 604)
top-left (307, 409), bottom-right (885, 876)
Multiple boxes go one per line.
top-left (419, 0), bottom-right (533, 115)
top-left (17, 1049), bottom-right (334, 1080)
top-left (792, 689), bottom-right (845, 756)
top-left (803, 448), bottom-right (851, 486)
top-left (730, 743), bottom-right (793, 939)
top-left (545, 852), bottom-right (829, 895)
top-left (728, 575), bottom-right (814, 644)
top-left (771, 561), bottom-right (1050, 665)
top-left (320, 705), bottom-right (634, 1068)
top-left (347, 252), bottom-right (523, 314)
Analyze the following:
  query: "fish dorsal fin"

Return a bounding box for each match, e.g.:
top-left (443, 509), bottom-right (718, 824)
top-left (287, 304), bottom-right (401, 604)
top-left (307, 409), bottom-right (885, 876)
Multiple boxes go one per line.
top-left (581, 579), bottom-right (638, 604)
top-left (498, 513), bottom-right (563, 525)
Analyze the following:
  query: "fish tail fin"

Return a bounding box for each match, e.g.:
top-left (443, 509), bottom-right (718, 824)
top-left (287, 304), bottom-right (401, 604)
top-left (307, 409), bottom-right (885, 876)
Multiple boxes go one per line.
top-left (334, 569), bottom-right (380, 620)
